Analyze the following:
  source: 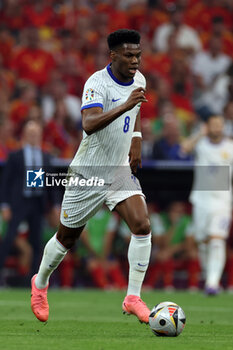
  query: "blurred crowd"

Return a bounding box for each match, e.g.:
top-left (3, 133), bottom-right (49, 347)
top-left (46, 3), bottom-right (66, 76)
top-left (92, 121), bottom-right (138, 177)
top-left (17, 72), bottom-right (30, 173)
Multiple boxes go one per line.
top-left (0, 0), bottom-right (233, 161)
top-left (1, 0), bottom-right (233, 289)
top-left (2, 203), bottom-right (233, 291)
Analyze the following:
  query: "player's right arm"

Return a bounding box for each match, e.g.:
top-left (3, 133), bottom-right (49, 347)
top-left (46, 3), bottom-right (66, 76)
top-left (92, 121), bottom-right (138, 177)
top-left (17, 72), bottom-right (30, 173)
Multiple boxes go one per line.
top-left (82, 87), bottom-right (147, 135)
top-left (181, 123), bottom-right (207, 154)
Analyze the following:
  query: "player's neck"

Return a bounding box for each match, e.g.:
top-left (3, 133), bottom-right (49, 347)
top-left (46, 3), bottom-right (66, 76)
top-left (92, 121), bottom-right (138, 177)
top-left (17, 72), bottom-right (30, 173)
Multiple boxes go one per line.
top-left (110, 64), bottom-right (133, 84)
top-left (208, 136), bottom-right (223, 144)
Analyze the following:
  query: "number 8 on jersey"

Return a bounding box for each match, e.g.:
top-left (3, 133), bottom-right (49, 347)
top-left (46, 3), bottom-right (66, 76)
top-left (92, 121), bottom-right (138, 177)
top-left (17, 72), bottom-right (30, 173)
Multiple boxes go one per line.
top-left (123, 116), bottom-right (130, 133)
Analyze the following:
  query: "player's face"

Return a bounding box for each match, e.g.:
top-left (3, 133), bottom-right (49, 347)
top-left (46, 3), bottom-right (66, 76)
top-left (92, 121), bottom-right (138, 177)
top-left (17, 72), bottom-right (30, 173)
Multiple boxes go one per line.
top-left (111, 43), bottom-right (142, 81)
top-left (207, 116), bottom-right (224, 141)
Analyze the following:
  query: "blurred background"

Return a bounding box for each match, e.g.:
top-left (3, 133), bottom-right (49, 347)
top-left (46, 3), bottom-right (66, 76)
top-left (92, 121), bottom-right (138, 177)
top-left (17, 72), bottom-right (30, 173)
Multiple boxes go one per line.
top-left (0, 0), bottom-right (233, 291)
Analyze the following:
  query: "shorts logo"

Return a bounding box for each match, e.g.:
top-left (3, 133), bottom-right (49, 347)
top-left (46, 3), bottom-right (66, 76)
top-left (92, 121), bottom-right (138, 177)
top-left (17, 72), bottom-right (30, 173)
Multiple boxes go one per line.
top-left (63, 210), bottom-right (68, 219)
top-left (27, 168), bottom-right (45, 187)
top-left (85, 88), bottom-right (94, 102)
top-left (131, 174), bottom-right (141, 190)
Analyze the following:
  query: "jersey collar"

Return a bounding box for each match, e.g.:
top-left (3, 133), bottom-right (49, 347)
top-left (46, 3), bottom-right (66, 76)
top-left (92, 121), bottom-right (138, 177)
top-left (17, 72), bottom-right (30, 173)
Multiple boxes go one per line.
top-left (107, 64), bottom-right (134, 86)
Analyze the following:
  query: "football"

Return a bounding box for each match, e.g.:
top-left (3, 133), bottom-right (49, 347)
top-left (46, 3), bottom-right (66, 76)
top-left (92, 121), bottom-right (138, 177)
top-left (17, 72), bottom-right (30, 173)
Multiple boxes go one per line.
top-left (149, 301), bottom-right (186, 337)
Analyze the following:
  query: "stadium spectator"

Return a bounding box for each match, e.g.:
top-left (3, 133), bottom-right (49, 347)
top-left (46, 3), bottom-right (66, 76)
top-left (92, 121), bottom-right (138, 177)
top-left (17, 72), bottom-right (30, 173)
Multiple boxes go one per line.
top-left (154, 78), bottom-right (172, 112)
top-left (142, 33), bottom-right (172, 81)
top-left (27, 105), bottom-right (43, 125)
top-left (207, 62), bottom-right (233, 115)
top-left (0, 0), bottom-right (25, 36)
top-left (55, 29), bottom-right (86, 97)
top-left (22, 1), bottom-right (55, 28)
top-left (170, 55), bottom-right (196, 134)
top-left (152, 100), bottom-right (175, 135)
top-left (10, 27), bottom-right (56, 88)
top-left (200, 16), bottom-right (233, 58)
top-left (107, 1), bottom-right (130, 33)
top-left (0, 120), bottom-right (60, 279)
top-left (118, 200), bottom-right (199, 290)
top-left (224, 101), bottom-right (233, 138)
top-left (186, 0), bottom-right (233, 34)
top-left (78, 209), bottom-right (127, 290)
top-left (0, 25), bottom-right (14, 68)
top-left (191, 36), bottom-right (231, 119)
top-left (140, 71), bottom-right (158, 120)
top-left (9, 80), bottom-right (38, 137)
top-left (0, 115), bottom-right (17, 162)
top-left (41, 79), bottom-right (81, 124)
top-left (56, 0), bottom-right (93, 32)
top-left (152, 112), bottom-right (192, 161)
top-left (145, 201), bottom-right (199, 290)
top-left (43, 100), bottom-right (81, 159)
top-left (43, 100), bottom-right (71, 158)
top-left (141, 119), bottom-right (156, 160)
top-left (152, 4), bottom-right (202, 53)
top-left (0, 54), bottom-right (15, 99)
top-left (0, 219), bottom-right (33, 286)
top-left (181, 115), bottom-right (233, 295)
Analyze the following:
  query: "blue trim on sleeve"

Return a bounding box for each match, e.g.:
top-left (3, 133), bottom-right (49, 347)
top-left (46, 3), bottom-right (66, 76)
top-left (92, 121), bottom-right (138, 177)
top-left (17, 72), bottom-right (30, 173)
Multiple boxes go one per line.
top-left (81, 103), bottom-right (103, 111)
top-left (107, 64), bottom-right (134, 86)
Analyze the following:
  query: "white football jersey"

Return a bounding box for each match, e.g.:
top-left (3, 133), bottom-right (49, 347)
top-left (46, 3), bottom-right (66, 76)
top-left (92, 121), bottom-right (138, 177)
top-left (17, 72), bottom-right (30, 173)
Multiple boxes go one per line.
top-left (190, 136), bottom-right (233, 210)
top-left (70, 64), bottom-right (146, 183)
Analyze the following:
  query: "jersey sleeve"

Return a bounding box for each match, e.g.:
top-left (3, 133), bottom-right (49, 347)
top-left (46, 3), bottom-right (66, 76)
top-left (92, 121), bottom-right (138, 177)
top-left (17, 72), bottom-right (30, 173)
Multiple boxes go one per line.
top-left (81, 73), bottom-right (106, 111)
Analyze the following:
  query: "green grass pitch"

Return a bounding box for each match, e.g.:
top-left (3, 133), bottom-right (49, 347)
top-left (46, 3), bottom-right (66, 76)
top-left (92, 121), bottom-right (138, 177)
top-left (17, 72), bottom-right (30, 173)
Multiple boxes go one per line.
top-left (0, 289), bottom-right (233, 350)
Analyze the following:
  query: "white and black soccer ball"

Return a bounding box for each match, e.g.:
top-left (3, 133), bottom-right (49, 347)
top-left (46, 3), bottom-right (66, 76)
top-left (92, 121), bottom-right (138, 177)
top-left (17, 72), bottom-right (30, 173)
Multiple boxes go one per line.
top-left (149, 301), bottom-right (186, 337)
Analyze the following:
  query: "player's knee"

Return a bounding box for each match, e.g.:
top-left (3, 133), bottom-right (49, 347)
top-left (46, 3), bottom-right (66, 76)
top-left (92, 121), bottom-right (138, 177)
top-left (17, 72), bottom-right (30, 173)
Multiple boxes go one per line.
top-left (57, 224), bottom-right (84, 249)
top-left (133, 218), bottom-right (151, 236)
top-left (57, 232), bottom-right (75, 249)
top-left (56, 231), bottom-right (77, 250)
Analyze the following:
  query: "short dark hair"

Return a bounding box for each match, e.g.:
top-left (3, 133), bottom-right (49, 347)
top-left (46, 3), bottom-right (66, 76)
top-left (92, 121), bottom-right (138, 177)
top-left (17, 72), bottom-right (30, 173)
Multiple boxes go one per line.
top-left (107, 29), bottom-right (140, 50)
top-left (212, 16), bottom-right (224, 24)
top-left (206, 114), bottom-right (224, 122)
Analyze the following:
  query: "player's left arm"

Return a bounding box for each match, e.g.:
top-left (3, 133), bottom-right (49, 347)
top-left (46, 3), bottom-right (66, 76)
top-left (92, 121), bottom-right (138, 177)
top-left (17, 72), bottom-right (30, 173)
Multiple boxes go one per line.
top-left (129, 111), bottom-right (142, 173)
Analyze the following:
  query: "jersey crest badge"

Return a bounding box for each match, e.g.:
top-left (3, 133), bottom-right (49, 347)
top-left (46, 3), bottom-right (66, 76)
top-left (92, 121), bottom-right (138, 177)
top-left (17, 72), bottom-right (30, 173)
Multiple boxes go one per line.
top-left (85, 88), bottom-right (94, 102)
top-left (221, 151), bottom-right (229, 159)
top-left (63, 210), bottom-right (68, 219)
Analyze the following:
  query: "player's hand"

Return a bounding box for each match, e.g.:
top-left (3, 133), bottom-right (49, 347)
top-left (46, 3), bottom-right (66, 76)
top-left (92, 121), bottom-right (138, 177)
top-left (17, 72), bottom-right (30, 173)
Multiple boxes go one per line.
top-left (1, 207), bottom-right (12, 222)
top-left (124, 87), bottom-right (147, 111)
top-left (129, 137), bottom-right (142, 173)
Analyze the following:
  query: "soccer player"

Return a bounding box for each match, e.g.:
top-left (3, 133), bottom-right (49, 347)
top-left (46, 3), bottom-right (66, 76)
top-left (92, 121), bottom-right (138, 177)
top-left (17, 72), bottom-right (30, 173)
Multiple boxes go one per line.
top-left (31, 29), bottom-right (152, 323)
top-left (182, 115), bottom-right (233, 295)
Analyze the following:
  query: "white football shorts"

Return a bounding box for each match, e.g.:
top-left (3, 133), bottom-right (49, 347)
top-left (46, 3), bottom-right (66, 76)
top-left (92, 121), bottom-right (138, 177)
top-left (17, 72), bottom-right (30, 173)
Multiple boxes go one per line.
top-left (60, 170), bottom-right (145, 228)
top-left (192, 205), bottom-right (232, 242)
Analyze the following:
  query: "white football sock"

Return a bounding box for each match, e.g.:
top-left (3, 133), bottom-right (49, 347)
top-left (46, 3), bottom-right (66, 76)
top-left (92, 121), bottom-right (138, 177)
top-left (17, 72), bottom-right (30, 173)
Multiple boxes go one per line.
top-left (206, 238), bottom-right (226, 289)
top-left (198, 242), bottom-right (207, 278)
top-left (35, 233), bottom-right (68, 289)
top-left (127, 232), bottom-right (151, 297)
